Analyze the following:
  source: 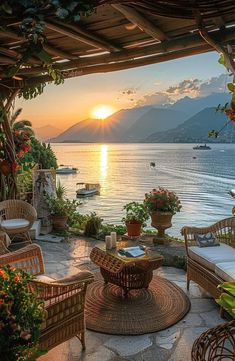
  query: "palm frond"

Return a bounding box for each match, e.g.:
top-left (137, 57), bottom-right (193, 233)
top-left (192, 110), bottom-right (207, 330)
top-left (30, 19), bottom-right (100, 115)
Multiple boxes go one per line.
top-left (10, 108), bottom-right (22, 126)
top-left (13, 120), bottom-right (32, 128)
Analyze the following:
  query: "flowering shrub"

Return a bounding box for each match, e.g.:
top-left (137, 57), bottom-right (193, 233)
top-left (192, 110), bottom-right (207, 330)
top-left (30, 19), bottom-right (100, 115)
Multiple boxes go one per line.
top-left (144, 187), bottom-right (182, 214)
top-left (122, 201), bottom-right (149, 225)
top-left (0, 266), bottom-right (45, 361)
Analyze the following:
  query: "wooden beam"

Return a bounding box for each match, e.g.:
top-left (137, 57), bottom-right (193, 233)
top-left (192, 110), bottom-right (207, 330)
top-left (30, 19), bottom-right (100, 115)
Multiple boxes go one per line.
top-left (112, 4), bottom-right (168, 41)
top-left (0, 28), bottom-right (76, 60)
top-left (45, 21), bottom-right (118, 52)
top-left (50, 19), bottom-right (122, 52)
top-left (13, 44), bottom-right (212, 89)
top-left (14, 26), bottom-right (235, 76)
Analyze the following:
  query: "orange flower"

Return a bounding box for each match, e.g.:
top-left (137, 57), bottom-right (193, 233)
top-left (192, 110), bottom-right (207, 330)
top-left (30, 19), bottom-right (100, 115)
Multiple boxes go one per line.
top-left (0, 299), bottom-right (4, 305)
top-left (14, 275), bottom-right (21, 283)
top-left (0, 269), bottom-right (7, 279)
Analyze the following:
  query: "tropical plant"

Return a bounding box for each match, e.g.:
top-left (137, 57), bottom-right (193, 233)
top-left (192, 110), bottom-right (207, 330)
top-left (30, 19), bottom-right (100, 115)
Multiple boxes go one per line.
top-left (46, 196), bottom-right (80, 225)
top-left (84, 212), bottom-right (103, 236)
top-left (122, 201), bottom-right (149, 226)
top-left (144, 187), bottom-right (182, 214)
top-left (216, 281), bottom-right (235, 318)
top-left (19, 138), bottom-right (58, 170)
top-left (0, 265), bottom-right (45, 361)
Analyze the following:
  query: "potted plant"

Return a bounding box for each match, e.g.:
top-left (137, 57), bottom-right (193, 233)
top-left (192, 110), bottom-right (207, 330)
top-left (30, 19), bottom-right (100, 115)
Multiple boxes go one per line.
top-left (122, 201), bottom-right (149, 237)
top-left (0, 266), bottom-right (45, 361)
top-left (144, 187), bottom-right (181, 243)
top-left (47, 196), bottom-right (80, 231)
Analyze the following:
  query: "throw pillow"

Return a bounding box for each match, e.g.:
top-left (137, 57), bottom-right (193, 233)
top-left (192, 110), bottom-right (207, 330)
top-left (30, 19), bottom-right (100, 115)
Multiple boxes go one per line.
top-left (195, 232), bottom-right (220, 247)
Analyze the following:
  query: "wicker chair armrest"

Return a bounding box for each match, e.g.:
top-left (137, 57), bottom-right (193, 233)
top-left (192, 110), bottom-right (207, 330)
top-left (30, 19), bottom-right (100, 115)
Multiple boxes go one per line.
top-left (0, 244), bottom-right (45, 275)
top-left (0, 239), bottom-right (10, 255)
top-left (30, 271), bottom-right (94, 300)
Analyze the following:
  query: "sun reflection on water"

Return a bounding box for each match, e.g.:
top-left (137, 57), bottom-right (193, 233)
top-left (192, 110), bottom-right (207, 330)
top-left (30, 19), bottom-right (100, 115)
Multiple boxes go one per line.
top-left (100, 144), bottom-right (108, 180)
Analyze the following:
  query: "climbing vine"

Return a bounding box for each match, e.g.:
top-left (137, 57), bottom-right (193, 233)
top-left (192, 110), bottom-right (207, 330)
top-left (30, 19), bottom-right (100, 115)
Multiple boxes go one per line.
top-left (209, 53), bottom-right (235, 138)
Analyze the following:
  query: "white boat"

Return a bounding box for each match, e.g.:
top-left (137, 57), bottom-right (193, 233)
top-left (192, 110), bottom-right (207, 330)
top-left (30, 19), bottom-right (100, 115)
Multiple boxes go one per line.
top-left (56, 165), bottom-right (79, 174)
top-left (193, 144), bottom-right (211, 150)
top-left (76, 183), bottom-right (100, 197)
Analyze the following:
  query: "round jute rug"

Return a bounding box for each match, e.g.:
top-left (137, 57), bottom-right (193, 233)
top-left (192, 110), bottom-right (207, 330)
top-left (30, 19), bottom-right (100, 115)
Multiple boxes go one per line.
top-left (85, 275), bottom-right (190, 335)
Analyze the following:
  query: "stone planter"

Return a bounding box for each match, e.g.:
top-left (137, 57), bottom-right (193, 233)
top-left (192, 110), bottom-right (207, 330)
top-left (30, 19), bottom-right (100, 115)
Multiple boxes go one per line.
top-left (51, 215), bottom-right (68, 231)
top-left (150, 212), bottom-right (173, 244)
top-left (126, 222), bottom-right (142, 237)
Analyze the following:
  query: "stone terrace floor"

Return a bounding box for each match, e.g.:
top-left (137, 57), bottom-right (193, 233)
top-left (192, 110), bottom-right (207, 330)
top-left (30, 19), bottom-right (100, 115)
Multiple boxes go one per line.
top-left (37, 237), bottom-right (224, 361)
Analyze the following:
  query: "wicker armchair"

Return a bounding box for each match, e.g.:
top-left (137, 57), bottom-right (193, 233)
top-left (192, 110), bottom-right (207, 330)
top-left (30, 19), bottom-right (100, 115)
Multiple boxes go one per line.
top-left (0, 200), bottom-right (37, 243)
top-left (191, 320), bottom-right (235, 360)
top-left (181, 217), bottom-right (235, 299)
top-left (0, 244), bottom-right (94, 351)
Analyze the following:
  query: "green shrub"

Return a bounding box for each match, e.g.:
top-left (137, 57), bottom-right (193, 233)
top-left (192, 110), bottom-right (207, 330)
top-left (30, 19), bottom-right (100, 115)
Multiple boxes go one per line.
top-left (0, 266), bottom-right (45, 361)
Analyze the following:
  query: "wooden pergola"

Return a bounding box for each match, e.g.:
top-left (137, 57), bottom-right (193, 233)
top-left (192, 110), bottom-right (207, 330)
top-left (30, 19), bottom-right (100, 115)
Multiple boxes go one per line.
top-left (1, 0), bottom-right (235, 90)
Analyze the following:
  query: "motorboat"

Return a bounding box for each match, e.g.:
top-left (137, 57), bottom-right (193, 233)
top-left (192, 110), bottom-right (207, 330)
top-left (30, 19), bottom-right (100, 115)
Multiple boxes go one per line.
top-left (76, 183), bottom-right (100, 197)
top-left (193, 144), bottom-right (211, 150)
top-left (56, 165), bottom-right (79, 174)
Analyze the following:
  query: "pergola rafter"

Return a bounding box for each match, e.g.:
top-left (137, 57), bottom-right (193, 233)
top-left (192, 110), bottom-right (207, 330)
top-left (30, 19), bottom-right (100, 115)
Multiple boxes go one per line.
top-left (0, 1), bottom-right (234, 91)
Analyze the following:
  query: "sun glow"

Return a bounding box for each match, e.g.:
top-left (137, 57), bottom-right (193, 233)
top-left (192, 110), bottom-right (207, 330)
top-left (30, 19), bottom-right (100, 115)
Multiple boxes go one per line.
top-left (91, 105), bottom-right (116, 120)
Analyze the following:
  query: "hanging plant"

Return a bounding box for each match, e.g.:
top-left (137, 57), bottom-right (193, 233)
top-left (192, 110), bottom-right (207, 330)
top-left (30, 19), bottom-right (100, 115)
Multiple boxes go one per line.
top-left (0, 0), bottom-right (98, 87)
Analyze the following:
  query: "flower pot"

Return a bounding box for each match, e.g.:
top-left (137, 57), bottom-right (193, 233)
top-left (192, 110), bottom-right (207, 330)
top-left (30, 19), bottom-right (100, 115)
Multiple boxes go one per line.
top-left (51, 215), bottom-right (68, 231)
top-left (126, 222), bottom-right (142, 237)
top-left (150, 212), bottom-right (173, 244)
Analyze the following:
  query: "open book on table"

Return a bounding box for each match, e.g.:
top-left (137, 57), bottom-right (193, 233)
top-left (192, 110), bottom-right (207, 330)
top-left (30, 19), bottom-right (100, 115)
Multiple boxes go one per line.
top-left (118, 246), bottom-right (145, 258)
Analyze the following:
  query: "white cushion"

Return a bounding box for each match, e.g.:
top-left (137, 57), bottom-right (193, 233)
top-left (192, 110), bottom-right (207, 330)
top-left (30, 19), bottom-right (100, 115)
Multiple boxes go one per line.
top-left (1, 218), bottom-right (30, 230)
top-left (188, 243), bottom-right (235, 271)
top-left (215, 262), bottom-right (235, 282)
top-left (36, 275), bottom-right (55, 282)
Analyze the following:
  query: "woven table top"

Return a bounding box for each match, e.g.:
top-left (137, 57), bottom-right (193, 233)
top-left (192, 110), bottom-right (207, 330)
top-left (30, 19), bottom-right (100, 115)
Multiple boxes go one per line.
top-left (90, 240), bottom-right (163, 273)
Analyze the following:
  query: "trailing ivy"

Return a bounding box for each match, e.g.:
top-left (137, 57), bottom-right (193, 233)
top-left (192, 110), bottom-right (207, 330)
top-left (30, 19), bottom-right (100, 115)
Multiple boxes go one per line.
top-left (0, 0), bottom-right (97, 100)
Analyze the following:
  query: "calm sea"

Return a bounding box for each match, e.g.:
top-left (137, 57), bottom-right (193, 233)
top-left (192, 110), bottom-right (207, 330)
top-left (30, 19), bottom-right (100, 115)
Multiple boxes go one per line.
top-left (51, 143), bottom-right (235, 238)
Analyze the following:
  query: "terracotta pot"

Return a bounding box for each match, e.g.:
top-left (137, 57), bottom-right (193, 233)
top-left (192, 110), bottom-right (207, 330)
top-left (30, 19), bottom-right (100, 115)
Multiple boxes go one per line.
top-left (150, 212), bottom-right (173, 243)
top-left (51, 215), bottom-right (68, 231)
top-left (126, 222), bottom-right (142, 237)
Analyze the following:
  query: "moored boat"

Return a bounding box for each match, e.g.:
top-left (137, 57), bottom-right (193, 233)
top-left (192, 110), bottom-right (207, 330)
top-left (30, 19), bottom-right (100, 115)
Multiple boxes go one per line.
top-left (76, 183), bottom-right (100, 197)
top-left (56, 165), bottom-right (79, 174)
top-left (193, 144), bottom-right (211, 150)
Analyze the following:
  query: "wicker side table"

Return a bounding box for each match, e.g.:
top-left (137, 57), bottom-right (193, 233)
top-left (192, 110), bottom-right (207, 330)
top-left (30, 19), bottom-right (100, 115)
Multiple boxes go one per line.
top-left (191, 320), bottom-right (235, 360)
top-left (90, 242), bottom-right (163, 296)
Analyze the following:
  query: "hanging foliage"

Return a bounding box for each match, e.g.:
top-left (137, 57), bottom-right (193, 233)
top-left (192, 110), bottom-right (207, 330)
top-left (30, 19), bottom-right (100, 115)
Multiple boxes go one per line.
top-left (209, 53), bottom-right (235, 139)
top-left (0, 0), bottom-right (98, 100)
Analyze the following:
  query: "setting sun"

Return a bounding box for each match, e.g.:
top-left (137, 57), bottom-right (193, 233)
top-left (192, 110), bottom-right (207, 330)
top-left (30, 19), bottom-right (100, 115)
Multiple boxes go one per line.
top-left (91, 105), bottom-right (116, 120)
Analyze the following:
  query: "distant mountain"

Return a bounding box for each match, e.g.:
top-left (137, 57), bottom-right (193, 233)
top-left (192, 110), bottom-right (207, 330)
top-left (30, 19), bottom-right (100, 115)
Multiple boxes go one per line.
top-left (128, 108), bottom-right (187, 140)
top-left (146, 107), bottom-right (231, 143)
top-left (51, 106), bottom-right (186, 143)
top-left (169, 93), bottom-right (230, 118)
top-left (35, 125), bottom-right (62, 141)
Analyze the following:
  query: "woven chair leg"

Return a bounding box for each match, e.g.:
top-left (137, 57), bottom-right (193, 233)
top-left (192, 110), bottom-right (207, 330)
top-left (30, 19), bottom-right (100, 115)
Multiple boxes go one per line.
top-left (25, 231), bottom-right (32, 243)
top-left (76, 332), bottom-right (86, 350)
top-left (187, 277), bottom-right (190, 291)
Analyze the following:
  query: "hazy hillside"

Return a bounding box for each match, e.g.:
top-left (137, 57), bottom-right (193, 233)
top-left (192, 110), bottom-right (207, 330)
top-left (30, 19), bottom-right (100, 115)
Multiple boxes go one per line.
top-left (146, 107), bottom-right (230, 143)
top-left (128, 108), bottom-right (187, 140)
top-left (51, 106), bottom-right (185, 143)
top-left (169, 93), bottom-right (230, 118)
top-left (35, 125), bottom-right (62, 141)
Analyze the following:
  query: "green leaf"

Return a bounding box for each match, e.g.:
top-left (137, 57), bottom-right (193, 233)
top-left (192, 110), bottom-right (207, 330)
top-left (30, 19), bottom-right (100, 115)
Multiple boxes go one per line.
top-left (227, 83), bottom-right (235, 92)
top-left (35, 49), bottom-right (52, 63)
top-left (219, 281), bottom-right (235, 297)
top-left (2, 2), bottom-right (12, 14)
top-left (4, 64), bottom-right (21, 78)
top-left (55, 7), bottom-right (69, 19)
top-left (218, 54), bottom-right (225, 65)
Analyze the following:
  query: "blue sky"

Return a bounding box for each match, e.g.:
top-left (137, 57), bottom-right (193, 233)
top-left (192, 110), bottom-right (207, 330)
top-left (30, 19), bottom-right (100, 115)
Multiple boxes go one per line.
top-left (17, 51), bottom-right (227, 130)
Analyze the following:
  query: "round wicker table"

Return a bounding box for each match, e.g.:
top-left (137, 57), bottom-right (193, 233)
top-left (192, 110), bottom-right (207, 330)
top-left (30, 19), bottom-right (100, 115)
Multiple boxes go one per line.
top-left (90, 241), bottom-right (163, 297)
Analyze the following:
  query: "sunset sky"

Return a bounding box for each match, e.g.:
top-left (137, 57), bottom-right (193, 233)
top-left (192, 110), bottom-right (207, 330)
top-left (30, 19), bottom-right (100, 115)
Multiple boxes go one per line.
top-left (16, 51), bottom-right (227, 131)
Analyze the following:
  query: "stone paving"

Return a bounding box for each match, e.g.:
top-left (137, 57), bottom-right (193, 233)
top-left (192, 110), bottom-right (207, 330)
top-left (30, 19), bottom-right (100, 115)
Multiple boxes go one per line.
top-left (37, 237), bottom-right (225, 361)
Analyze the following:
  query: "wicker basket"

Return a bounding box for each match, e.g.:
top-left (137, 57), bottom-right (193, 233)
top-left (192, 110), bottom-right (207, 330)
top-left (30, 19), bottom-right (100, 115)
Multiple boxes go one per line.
top-left (191, 320), bottom-right (235, 360)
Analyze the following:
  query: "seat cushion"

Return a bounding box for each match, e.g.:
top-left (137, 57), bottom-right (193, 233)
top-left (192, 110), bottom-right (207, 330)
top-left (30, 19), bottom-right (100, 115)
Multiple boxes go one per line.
top-left (1, 218), bottom-right (30, 230)
top-left (215, 262), bottom-right (235, 282)
top-left (36, 274), bottom-right (56, 282)
top-left (188, 243), bottom-right (235, 271)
